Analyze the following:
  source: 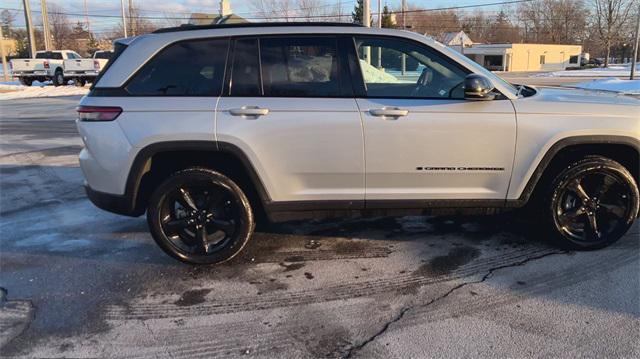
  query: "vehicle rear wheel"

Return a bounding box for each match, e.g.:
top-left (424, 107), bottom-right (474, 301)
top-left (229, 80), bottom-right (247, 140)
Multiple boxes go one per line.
top-left (19, 77), bottom-right (33, 86)
top-left (52, 69), bottom-right (65, 86)
top-left (147, 168), bottom-right (255, 264)
top-left (544, 156), bottom-right (639, 249)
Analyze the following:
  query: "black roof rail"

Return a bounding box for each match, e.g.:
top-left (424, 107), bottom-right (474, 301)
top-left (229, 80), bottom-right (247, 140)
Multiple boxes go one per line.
top-left (153, 22), bottom-right (363, 34)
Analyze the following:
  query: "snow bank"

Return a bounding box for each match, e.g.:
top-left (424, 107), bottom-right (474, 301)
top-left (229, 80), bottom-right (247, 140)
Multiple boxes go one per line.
top-left (535, 63), bottom-right (640, 78)
top-left (0, 82), bottom-right (88, 100)
top-left (573, 77), bottom-right (640, 94)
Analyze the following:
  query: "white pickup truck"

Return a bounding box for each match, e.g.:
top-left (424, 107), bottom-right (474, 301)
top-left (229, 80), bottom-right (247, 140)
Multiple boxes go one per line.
top-left (10, 50), bottom-right (82, 86)
top-left (63, 50), bottom-right (113, 86)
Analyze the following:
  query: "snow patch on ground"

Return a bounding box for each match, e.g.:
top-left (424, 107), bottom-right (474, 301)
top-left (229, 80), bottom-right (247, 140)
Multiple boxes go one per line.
top-left (573, 77), bottom-right (640, 94)
top-left (535, 63), bottom-right (640, 77)
top-left (0, 81), bottom-right (88, 100)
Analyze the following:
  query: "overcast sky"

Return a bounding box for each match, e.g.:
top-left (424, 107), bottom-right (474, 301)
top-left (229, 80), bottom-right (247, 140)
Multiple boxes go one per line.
top-left (0, 0), bottom-right (509, 35)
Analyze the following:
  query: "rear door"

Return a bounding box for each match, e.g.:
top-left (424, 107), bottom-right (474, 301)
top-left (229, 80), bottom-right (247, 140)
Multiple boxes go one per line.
top-left (216, 36), bottom-right (364, 206)
top-left (351, 36), bottom-right (517, 204)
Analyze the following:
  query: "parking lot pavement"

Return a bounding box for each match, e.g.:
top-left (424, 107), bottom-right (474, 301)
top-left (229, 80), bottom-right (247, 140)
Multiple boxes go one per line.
top-left (0, 96), bottom-right (638, 358)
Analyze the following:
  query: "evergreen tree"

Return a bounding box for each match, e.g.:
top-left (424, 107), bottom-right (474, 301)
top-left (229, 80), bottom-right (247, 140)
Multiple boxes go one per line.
top-left (381, 5), bottom-right (394, 28)
top-left (352, 0), bottom-right (364, 24)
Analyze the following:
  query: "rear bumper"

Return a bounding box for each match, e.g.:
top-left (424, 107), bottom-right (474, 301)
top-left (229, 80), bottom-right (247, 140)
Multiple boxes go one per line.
top-left (84, 184), bottom-right (141, 217)
top-left (12, 71), bottom-right (51, 77)
top-left (64, 71), bottom-right (99, 77)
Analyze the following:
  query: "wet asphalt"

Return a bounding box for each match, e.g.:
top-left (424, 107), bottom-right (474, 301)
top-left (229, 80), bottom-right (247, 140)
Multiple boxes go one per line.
top-left (0, 95), bottom-right (638, 358)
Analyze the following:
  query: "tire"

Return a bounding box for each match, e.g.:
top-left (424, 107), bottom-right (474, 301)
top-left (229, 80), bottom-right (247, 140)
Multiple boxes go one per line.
top-left (52, 69), bottom-right (65, 87)
top-left (18, 77), bottom-right (33, 86)
top-left (147, 168), bottom-right (255, 264)
top-left (75, 78), bottom-right (86, 87)
top-left (543, 156), bottom-right (639, 250)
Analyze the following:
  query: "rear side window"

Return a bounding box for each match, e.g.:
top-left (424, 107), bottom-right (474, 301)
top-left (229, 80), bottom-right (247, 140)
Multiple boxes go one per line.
top-left (94, 51), bottom-right (113, 60)
top-left (260, 37), bottom-right (340, 97)
top-left (126, 38), bottom-right (229, 96)
top-left (35, 51), bottom-right (63, 59)
top-left (229, 38), bottom-right (261, 96)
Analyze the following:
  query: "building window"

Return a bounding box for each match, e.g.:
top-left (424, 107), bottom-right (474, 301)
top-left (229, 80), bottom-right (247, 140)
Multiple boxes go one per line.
top-left (569, 55), bottom-right (579, 64)
top-left (539, 55), bottom-right (546, 65)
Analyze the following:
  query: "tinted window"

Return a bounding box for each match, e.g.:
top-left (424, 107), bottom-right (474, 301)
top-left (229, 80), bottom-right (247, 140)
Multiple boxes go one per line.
top-left (126, 38), bottom-right (228, 96)
top-left (260, 37), bottom-right (340, 97)
top-left (94, 51), bottom-right (113, 60)
top-left (230, 38), bottom-right (261, 96)
top-left (35, 51), bottom-right (63, 60)
top-left (354, 37), bottom-right (468, 99)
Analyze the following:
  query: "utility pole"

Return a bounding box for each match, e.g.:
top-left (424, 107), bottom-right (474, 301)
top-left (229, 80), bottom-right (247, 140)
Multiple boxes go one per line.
top-left (0, 25), bottom-right (9, 81)
top-left (363, 0), bottom-right (370, 64)
top-left (401, 0), bottom-right (407, 75)
top-left (120, 0), bottom-right (128, 37)
top-left (631, 3), bottom-right (640, 80)
top-left (40, 0), bottom-right (52, 50)
top-left (363, 0), bottom-right (370, 27)
top-left (128, 0), bottom-right (135, 36)
top-left (377, 0), bottom-right (381, 28)
top-left (401, 0), bottom-right (406, 30)
top-left (84, 0), bottom-right (90, 34)
top-left (22, 0), bottom-right (37, 58)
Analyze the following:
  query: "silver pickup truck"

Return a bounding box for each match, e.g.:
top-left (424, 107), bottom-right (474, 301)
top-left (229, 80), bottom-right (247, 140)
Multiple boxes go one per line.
top-left (10, 50), bottom-right (82, 86)
top-left (63, 50), bottom-right (113, 86)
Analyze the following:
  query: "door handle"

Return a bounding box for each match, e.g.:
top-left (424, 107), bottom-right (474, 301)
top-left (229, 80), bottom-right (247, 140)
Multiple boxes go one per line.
top-left (229, 106), bottom-right (269, 118)
top-left (369, 107), bottom-right (409, 119)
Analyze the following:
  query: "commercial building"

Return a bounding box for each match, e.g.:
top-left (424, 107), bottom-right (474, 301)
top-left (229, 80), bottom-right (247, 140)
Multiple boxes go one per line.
top-left (460, 43), bottom-right (583, 72)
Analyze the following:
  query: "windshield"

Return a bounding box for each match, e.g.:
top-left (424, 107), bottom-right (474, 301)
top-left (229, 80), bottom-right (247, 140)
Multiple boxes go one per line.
top-left (436, 43), bottom-right (519, 96)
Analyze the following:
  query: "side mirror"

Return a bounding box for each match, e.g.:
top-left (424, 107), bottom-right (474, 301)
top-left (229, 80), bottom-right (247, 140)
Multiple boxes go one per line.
top-left (464, 74), bottom-right (496, 101)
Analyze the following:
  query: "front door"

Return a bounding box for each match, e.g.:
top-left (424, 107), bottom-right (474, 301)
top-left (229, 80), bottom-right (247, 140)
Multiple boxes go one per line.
top-left (216, 36), bottom-right (364, 206)
top-left (351, 36), bottom-right (517, 203)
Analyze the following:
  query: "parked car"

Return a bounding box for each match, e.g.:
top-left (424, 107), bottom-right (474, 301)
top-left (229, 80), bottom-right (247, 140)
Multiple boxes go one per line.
top-left (10, 50), bottom-right (82, 86)
top-left (63, 50), bottom-right (113, 87)
top-left (77, 23), bottom-right (639, 264)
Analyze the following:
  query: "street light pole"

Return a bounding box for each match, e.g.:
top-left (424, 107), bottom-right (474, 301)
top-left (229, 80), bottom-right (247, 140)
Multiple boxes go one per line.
top-left (120, 0), bottom-right (128, 37)
top-left (630, 3), bottom-right (640, 80)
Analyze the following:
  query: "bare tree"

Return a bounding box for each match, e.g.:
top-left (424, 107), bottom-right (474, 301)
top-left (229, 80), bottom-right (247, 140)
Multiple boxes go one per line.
top-left (592, 0), bottom-right (634, 66)
top-left (518, 0), bottom-right (589, 44)
top-left (406, 8), bottom-right (462, 39)
top-left (47, 3), bottom-right (74, 49)
top-left (250, 0), bottom-right (294, 21)
top-left (250, 0), bottom-right (340, 22)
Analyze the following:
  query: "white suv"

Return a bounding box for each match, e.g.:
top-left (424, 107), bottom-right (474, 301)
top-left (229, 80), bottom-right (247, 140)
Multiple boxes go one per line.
top-left (77, 23), bottom-right (639, 264)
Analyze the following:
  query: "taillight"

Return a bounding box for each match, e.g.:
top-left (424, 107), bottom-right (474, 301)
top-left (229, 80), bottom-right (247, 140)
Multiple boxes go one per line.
top-left (93, 60), bottom-right (100, 71)
top-left (43, 61), bottom-right (49, 69)
top-left (76, 106), bottom-right (122, 121)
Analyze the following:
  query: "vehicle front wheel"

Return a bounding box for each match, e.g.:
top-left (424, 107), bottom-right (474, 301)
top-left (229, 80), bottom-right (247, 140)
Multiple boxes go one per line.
top-left (147, 168), bottom-right (255, 264)
top-left (19, 77), bottom-right (33, 86)
top-left (545, 156), bottom-right (639, 249)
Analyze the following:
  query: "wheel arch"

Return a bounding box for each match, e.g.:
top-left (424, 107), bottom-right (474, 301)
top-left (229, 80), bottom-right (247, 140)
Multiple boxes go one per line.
top-left (510, 135), bottom-right (640, 207)
top-left (125, 141), bottom-right (271, 217)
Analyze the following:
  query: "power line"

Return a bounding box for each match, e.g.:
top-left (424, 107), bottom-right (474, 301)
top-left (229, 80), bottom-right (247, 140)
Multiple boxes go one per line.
top-left (0, 0), bottom-right (536, 21)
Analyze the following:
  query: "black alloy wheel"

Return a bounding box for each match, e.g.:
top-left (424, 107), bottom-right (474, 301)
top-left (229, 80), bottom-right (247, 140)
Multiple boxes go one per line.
top-left (548, 156), bottom-right (639, 249)
top-left (147, 168), bottom-right (254, 264)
